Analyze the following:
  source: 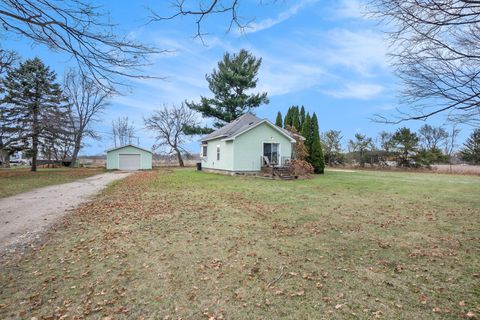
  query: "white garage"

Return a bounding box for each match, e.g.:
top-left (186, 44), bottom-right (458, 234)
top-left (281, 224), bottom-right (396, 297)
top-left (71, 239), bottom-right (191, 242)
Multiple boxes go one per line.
top-left (106, 144), bottom-right (153, 170)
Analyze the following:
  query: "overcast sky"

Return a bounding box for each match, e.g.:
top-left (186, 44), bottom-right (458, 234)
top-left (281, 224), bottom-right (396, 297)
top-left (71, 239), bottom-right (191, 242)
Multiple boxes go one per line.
top-left (3, 0), bottom-right (472, 155)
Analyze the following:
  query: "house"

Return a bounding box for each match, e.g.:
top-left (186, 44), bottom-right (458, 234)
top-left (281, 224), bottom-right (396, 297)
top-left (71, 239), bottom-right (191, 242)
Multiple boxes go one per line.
top-left (200, 113), bottom-right (298, 174)
top-left (106, 144), bottom-right (152, 170)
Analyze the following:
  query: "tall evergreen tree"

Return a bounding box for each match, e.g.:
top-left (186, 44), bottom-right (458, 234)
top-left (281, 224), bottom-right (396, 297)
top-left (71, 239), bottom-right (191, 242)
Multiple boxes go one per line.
top-left (284, 107), bottom-right (292, 129)
top-left (1, 58), bottom-right (65, 171)
top-left (310, 113), bottom-right (325, 174)
top-left (299, 106), bottom-right (306, 128)
top-left (186, 49), bottom-right (268, 132)
top-left (292, 106), bottom-right (300, 131)
top-left (460, 129), bottom-right (480, 164)
top-left (301, 113), bottom-right (312, 158)
top-left (275, 111), bottom-right (283, 127)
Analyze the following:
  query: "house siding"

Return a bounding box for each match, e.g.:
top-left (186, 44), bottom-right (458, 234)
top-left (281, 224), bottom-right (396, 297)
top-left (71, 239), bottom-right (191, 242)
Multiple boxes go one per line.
top-left (232, 122), bottom-right (293, 171)
top-left (201, 122), bottom-right (294, 173)
top-left (201, 138), bottom-right (234, 171)
top-left (106, 146), bottom-right (152, 170)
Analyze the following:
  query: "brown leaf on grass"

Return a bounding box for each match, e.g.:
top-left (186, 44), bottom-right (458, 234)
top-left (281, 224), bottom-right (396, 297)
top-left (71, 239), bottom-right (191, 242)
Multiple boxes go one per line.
top-left (459, 301), bottom-right (466, 306)
top-left (290, 290), bottom-right (305, 297)
top-left (394, 264), bottom-right (404, 273)
top-left (274, 290), bottom-right (284, 296)
top-left (466, 311), bottom-right (476, 318)
top-left (419, 294), bottom-right (428, 305)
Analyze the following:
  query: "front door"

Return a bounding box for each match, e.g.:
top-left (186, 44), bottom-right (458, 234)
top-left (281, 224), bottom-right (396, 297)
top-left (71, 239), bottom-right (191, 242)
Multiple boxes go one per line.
top-left (263, 143), bottom-right (279, 165)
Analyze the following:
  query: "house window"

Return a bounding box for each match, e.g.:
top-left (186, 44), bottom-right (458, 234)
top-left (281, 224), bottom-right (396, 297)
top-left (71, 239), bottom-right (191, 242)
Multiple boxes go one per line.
top-left (201, 145), bottom-right (207, 157)
top-left (263, 143), bottom-right (279, 165)
top-left (216, 145), bottom-right (220, 161)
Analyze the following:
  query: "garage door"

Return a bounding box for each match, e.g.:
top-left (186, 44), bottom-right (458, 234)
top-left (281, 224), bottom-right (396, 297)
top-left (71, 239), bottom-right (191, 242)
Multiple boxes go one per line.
top-left (119, 154), bottom-right (141, 170)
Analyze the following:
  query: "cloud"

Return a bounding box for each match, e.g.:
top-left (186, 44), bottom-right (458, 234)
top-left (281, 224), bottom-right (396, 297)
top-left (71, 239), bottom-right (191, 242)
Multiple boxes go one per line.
top-left (333, 0), bottom-right (368, 20)
top-left (243, 0), bottom-right (319, 34)
top-left (323, 82), bottom-right (384, 100)
top-left (323, 28), bottom-right (388, 76)
top-left (258, 62), bottom-right (327, 96)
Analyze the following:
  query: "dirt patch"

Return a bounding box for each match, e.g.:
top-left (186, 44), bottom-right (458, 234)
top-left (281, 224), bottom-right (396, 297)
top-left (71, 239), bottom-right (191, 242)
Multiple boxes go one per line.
top-left (0, 171), bottom-right (132, 254)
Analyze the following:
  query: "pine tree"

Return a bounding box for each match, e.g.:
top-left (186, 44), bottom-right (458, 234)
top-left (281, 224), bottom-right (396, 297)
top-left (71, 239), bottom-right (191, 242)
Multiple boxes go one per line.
top-left (460, 129), bottom-right (480, 164)
top-left (1, 58), bottom-right (65, 171)
top-left (301, 113), bottom-right (312, 158)
top-left (292, 106), bottom-right (300, 131)
top-left (390, 127), bottom-right (419, 167)
top-left (310, 113), bottom-right (325, 174)
top-left (186, 49), bottom-right (269, 131)
top-left (275, 111), bottom-right (283, 127)
top-left (299, 106), bottom-right (305, 128)
top-left (284, 107), bottom-right (292, 128)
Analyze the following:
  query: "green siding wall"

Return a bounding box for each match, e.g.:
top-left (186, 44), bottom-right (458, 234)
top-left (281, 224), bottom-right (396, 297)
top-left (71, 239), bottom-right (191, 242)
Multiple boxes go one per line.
top-left (106, 146), bottom-right (152, 170)
top-left (201, 122), bottom-right (293, 172)
top-left (201, 138), bottom-right (234, 171)
top-left (233, 123), bottom-right (292, 171)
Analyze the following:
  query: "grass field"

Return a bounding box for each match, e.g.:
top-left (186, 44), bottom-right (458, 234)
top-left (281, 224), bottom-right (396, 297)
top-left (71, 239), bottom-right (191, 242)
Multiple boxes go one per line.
top-left (0, 169), bottom-right (479, 319)
top-left (0, 167), bottom-right (104, 198)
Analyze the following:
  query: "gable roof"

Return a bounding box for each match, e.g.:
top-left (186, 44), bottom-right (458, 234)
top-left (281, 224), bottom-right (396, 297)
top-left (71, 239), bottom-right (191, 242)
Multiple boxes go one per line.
top-left (201, 113), bottom-right (297, 143)
top-left (105, 144), bottom-right (153, 154)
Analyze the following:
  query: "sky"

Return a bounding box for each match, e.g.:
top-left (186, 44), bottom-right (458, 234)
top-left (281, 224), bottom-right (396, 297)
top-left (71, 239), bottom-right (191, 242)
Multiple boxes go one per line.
top-left (2, 0), bottom-right (472, 155)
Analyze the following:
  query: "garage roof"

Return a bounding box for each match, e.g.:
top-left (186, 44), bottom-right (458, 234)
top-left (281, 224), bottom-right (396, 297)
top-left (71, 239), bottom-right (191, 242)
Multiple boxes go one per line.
top-left (105, 144), bottom-right (153, 154)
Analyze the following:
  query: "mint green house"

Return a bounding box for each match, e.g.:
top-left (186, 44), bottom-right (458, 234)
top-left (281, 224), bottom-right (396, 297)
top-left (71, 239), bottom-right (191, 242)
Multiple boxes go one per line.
top-left (106, 144), bottom-right (152, 170)
top-left (200, 114), bottom-right (297, 173)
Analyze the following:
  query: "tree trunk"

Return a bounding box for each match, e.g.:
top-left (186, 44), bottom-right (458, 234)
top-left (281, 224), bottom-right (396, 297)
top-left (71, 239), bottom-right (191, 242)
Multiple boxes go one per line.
top-left (70, 135), bottom-right (82, 168)
top-left (31, 103), bottom-right (39, 172)
top-left (174, 147), bottom-right (184, 167)
top-left (0, 149), bottom-right (11, 168)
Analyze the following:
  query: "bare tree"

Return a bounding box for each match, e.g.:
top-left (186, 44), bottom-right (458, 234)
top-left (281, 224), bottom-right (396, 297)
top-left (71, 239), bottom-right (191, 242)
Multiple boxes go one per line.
top-left (0, 0), bottom-right (160, 89)
top-left (64, 70), bottom-right (111, 167)
top-left (321, 130), bottom-right (343, 166)
top-left (444, 125), bottom-right (461, 157)
top-left (144, 104), bottom-right (200, 167)
top-left (370, 0), bottom-right (480, 125)
top-left (418, 124), bottom-right (448, 151)
top-left (377, 131), bottom-right (393, 153)
top-left (0, 48), bottom-right (17, 77)
top-left (112, 117), bottom-right (136, 147)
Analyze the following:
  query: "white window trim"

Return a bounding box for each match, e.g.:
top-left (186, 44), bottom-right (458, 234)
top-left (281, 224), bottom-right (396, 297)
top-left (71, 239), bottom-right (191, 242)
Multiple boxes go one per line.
top-left (262, 141), bottom-right (281, 166)
top-left (201, 144), bottom-right (208, 158)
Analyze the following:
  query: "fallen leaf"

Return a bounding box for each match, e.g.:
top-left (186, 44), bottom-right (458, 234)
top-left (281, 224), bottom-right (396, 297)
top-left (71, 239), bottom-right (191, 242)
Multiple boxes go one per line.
top-left (290, 290), bottom-right (305, 297)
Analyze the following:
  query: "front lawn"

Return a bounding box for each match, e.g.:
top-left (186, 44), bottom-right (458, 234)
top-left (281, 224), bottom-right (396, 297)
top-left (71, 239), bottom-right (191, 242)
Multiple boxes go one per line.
top-left (0, 167), bottom-right (104, 198)
top-left (0, 169), bottom-right (478, 319)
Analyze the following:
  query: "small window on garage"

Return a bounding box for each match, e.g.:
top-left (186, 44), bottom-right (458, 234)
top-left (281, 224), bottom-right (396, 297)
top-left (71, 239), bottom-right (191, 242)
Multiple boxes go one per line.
top-left (216, 145), bottom-right (220, 161)
top-left (201, 144), bottom-right (207, 157)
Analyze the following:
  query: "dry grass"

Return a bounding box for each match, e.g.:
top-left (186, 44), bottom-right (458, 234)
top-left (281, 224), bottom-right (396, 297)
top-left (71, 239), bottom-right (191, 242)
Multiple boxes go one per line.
top-left (0, 167), bottom-right (104, 198)
top-left (432, 164), bottom-right (480, 176)
top-left (0, 169), bottom-right (479, 319)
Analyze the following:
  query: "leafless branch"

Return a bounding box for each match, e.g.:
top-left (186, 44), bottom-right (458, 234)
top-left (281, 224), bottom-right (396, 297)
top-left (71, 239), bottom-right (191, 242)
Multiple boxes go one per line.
top-left (369, 0), bottom-right (480, 125)
top-left (148, 0), bottom-right (277, 43)
top-left (0, 0), bottom-right (164, 91)
top-left (144, 103), bottom-right (200, 166)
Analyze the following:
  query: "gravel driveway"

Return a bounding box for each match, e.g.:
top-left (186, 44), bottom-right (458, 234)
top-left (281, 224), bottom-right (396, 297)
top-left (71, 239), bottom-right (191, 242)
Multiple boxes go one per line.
top-left (0, 171), bottom-right (132, 254)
